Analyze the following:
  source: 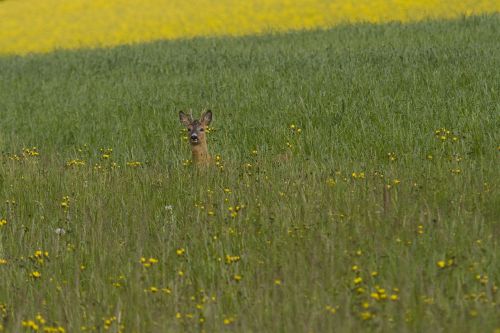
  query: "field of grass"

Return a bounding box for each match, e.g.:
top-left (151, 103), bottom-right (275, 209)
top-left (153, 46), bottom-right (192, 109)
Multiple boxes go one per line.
top-left (1, 0), bottom-right (499, 55)
top-left (0, 14), bottom-right (499, 332)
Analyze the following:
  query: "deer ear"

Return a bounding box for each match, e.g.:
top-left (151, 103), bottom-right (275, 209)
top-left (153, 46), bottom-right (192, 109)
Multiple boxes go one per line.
top-left (179, 111), bottom-right (192, 126)
top-left (201, 110), bottom-right (212, 126)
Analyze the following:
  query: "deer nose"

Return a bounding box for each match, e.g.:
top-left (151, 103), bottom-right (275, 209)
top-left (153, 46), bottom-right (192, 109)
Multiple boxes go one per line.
top-left (190, 134), bottom-right (198, 140)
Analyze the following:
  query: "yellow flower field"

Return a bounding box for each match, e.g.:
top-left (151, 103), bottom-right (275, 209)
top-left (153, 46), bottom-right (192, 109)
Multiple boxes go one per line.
top-left (0, 0), bottom-right (498, 55)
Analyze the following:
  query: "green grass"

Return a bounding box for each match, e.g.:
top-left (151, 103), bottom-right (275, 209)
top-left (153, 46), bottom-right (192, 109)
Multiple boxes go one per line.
top-left (0, 14), bottom-right (499, 333)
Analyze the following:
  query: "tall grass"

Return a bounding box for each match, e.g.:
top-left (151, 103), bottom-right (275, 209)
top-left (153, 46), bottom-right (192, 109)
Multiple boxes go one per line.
top-left (0, 15), bottom-right (499, 332)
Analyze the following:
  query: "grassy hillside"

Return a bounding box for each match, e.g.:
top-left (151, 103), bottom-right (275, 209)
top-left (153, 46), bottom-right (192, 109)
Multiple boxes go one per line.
top-left (0, 15), bottom-right (499, 332)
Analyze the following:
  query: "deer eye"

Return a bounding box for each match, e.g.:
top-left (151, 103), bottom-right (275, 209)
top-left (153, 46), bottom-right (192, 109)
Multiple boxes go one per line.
top-left (199, 128), bottom-right (204, 132)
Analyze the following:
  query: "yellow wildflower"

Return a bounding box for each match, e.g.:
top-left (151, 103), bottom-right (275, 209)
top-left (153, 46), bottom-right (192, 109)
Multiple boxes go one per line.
top-left (22, 320), bottom-right (39, 330)
top-left (35, 314), bottom-right (46, 324)
top-left (66, 159), bottom-right (86, 167)
top-left (353, 277), bottom-right (363, 285)
top-left (356, 287), bottom-right (366, 294)
top-left (326, 178), bottom-right (336, 187)
top-left (325, 305), bottom-right (337, 314)
top-left (351, 172), bottom-right (365, 180)
top-left (223, 317), bottom-right (235, 325)
top-left (437, 260), bottom-right (446, 268)
top-left (60, 196), bottom-right (70, 210)
top-left (360, 311), bottom-right (374, 320)
top-left (148, 257), bottom-right (158, 264)
top-left (126, 161), bottom-right (142, 167)
top-left (225, 255), bottom-right (241, 264)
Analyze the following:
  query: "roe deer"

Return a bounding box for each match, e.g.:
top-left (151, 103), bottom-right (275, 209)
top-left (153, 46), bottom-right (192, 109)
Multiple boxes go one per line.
top-left (179, 110), bottom-right (213, 166)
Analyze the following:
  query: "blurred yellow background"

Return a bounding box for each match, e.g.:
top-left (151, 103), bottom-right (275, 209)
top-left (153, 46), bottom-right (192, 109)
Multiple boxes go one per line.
top-left (0, 0), bottom-right (498, 55)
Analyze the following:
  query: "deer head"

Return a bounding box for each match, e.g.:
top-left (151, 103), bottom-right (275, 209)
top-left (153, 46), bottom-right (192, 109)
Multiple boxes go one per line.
top-left (179, 110), bottom-right (213, 165)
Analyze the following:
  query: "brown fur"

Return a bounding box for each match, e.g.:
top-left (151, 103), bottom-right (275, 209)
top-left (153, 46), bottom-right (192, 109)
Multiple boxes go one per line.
top-left (179, 110), bottom-right (213, 166)
top-left (191, 139), bottom-right (211, 165)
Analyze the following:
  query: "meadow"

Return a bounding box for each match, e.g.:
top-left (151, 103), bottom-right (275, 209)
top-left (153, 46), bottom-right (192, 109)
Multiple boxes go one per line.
top-left (0, 14), bottom-right (499, 332)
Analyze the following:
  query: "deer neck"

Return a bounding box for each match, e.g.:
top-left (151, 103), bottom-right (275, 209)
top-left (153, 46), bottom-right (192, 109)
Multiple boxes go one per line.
top-left (191, 141), bottom-right (210, 165)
